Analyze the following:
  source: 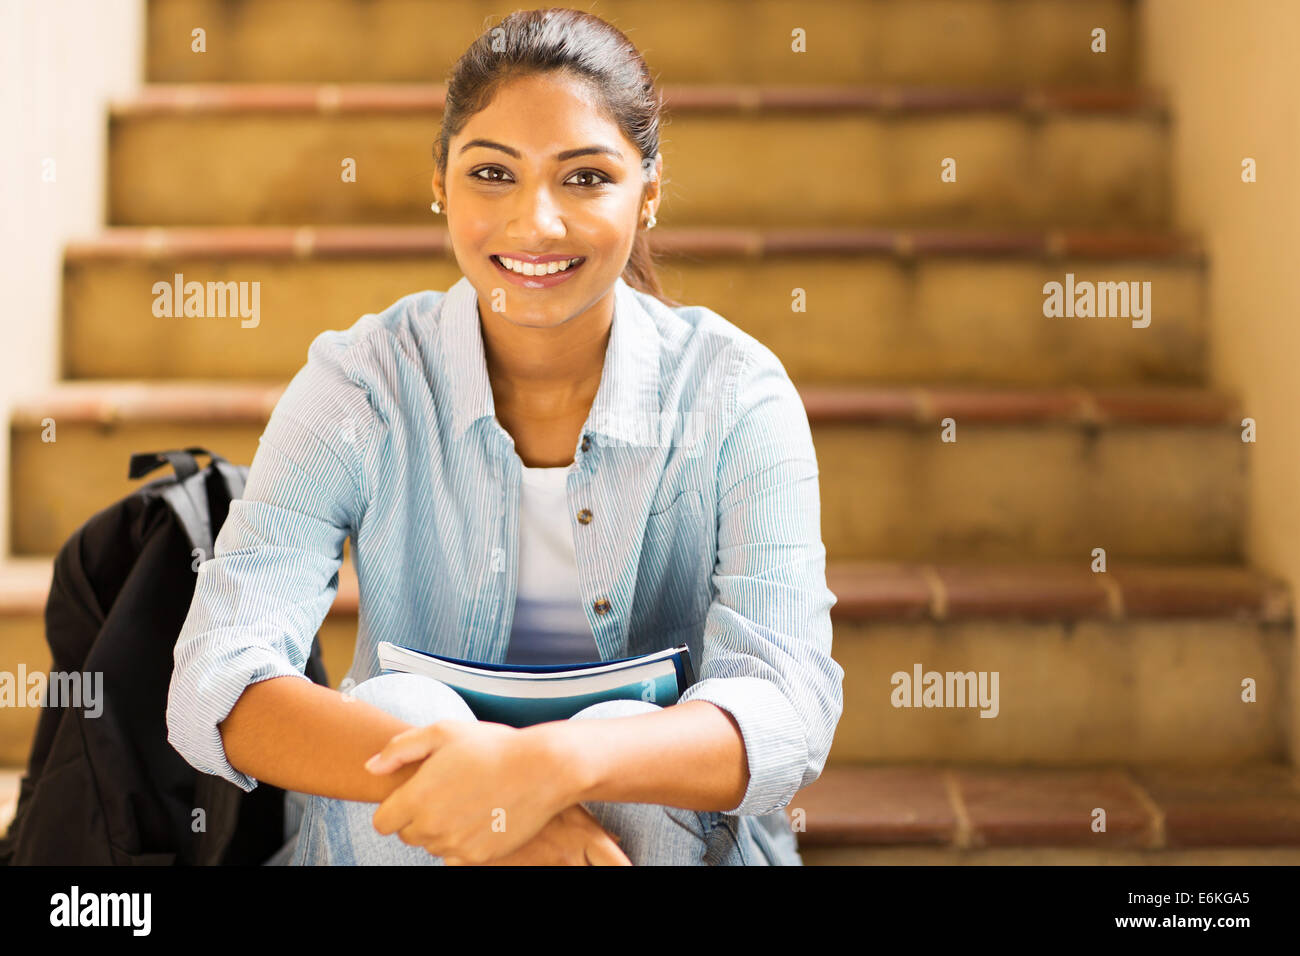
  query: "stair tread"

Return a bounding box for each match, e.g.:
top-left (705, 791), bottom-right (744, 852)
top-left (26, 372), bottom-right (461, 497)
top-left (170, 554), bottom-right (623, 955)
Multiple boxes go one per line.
top-left (0, 555), bottom-right (1285, 623)
top-left (10, 379), bottom-right (1243, 427)
top-left (64, 224), bottom-right (1206, 262)
top-left (110, 83), bottom-right (1169, 117)
top-left (6, 761), bottom-right (1299, 849)
top-left (793, 763), bottom-right (1300, 848)
top-left (828, 560), bottom-right (1291, 623)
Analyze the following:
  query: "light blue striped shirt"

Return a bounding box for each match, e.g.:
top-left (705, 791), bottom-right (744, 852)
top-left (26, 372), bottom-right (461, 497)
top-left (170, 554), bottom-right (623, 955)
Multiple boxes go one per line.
top-left (166, 274), bottom-right (844, 819)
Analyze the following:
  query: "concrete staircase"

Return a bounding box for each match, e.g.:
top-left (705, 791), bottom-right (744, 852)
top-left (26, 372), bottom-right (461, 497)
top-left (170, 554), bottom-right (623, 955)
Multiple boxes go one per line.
top-left (4, 0), bottom-right (1300, 861)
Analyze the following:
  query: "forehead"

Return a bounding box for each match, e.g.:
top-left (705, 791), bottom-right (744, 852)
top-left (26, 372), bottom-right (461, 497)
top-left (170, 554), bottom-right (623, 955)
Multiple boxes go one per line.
top-left (452, 72), bottom-right (633, 161)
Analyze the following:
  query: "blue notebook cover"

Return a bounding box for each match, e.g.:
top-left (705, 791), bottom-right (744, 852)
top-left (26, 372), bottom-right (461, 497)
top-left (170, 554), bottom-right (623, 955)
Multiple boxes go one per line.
top-left (375, 642), bottom-right (695, 728)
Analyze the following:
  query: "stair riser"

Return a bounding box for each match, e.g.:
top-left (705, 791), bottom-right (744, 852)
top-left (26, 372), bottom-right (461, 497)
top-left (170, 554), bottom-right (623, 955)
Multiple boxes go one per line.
top-left (831, 619), bottom-right (1288, 764)
top-left (817, 424), bottom-right (1245, 561)
top-left (109, 112), bottom-right (1169, 227)
top-left (63, 255), bottom-right (1206, 385)
top-left (145, 0), bottom-right (1137, 86)
top-left (10, 421), bottom-right (1245, 559)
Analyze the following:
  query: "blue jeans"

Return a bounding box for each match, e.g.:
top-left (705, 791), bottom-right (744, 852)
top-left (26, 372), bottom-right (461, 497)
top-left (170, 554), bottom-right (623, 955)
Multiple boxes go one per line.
top-left (270, 672), bottom-right (802, 866)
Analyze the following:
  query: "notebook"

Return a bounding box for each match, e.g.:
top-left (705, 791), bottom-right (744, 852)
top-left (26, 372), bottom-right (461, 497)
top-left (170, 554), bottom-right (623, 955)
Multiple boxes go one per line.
top-left (374, 641), bottom-right (696, 727)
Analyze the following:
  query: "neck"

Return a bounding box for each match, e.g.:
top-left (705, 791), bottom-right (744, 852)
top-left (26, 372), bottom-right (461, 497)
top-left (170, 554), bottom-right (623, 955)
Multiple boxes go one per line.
top-left (478, 289), bottom-right (613, 415)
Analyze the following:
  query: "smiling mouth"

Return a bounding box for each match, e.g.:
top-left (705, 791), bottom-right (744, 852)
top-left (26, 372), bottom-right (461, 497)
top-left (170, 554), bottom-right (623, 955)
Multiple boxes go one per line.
top-left (490, 254), bottom-right (587, 278)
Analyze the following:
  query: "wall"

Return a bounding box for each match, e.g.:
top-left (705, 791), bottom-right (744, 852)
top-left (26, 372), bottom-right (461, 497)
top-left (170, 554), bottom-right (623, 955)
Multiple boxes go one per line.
top-left (0, 0), bottom-right (143, 556)
top-left (1141, 0), bottom-right (1300, 761)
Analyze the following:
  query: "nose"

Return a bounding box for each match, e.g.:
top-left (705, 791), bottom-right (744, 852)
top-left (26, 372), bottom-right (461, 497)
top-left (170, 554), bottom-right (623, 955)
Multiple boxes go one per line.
top-left (506, 182), bottom-right (567, 242)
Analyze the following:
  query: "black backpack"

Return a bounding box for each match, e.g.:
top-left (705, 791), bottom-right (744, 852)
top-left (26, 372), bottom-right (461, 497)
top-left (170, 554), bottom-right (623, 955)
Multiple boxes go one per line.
top-left (0, 447), bottom-right (329, 865)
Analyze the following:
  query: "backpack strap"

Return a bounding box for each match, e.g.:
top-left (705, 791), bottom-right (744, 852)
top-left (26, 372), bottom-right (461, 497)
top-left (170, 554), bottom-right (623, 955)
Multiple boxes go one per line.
top-left (129, 448), bottom-right (235, 561)
top-left (164, 475), bottom-right (216, 561)
top-left (211, 459), bottom-right (246, 501)
top-left (128, 447), bottom-right (215, 483)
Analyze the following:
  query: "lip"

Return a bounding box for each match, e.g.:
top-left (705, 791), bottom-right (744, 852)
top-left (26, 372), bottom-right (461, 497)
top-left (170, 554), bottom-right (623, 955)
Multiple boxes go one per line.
top-left (490, 253), bottom-right (586, 288)
top-left (493, 252), bottom-right (581, 264)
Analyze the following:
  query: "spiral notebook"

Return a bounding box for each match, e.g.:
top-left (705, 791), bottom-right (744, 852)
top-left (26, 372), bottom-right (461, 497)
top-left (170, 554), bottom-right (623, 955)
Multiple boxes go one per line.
top-left (374, 641), bottom-right (695, 727)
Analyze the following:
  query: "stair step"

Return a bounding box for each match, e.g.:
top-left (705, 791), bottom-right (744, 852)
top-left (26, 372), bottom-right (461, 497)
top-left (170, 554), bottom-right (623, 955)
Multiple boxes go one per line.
top-left (10, 760), bottom-right (1300, 859)
top-left (107, 84), bottom-right (1171, 227)
top-left (813, 384), bottom-right (1247, 562)
top-left (827, 560), bottom-right (1290, 623)
top-left (10, 761), bottom-right (1299, 861)
top-left (146, 0), bottom-right (1138, 87)
top-left (1, 554), bottom-right (1286, 626)
top-left (0, 555), bottom-right (1287, 765)
top-left (828, 560), bottom-right (1290, 764)
top-left (63, 226), bottom-right (1206, 386)
top-left (791, 764), bottom-right (1300, 862)
top-left (0, 558), bottom-right (58, 765)
top-left (10, 381), bottom-right (1247, 560)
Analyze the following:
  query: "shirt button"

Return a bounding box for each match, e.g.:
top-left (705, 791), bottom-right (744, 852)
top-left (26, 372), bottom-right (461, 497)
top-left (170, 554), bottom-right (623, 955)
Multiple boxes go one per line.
top-left (592, 598), bottom-right (611, 615)
top-left (581, 435), bottom-right (591, 452)
top-left (577, 508), bottom-right (592, 525)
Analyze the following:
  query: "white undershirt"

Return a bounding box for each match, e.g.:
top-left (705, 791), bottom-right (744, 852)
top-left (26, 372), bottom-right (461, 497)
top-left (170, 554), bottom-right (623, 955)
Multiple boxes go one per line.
top-left (504, 462), bottom-right (602, 666)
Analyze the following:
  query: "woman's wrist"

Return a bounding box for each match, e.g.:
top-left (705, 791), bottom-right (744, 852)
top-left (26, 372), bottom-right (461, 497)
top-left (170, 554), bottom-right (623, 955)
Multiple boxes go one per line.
top-left (520, 720), bottom-right (602, 810)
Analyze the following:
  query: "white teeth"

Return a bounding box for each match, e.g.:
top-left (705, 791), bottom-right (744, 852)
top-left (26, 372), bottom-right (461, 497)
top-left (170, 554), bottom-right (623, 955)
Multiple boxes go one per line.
top-left (496, 255), bottom-right (581, 276)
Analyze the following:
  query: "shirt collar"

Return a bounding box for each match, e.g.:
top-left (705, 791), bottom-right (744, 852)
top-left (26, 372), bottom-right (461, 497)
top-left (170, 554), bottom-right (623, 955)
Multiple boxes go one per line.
top-left (441, 273), bottom-right (663, 448)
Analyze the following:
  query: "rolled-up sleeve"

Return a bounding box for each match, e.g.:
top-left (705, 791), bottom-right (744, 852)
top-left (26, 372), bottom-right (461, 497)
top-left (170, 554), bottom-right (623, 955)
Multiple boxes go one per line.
top-left (677, 342), bottom-right (844, 817)
top-left (165, 331), bottom-right (376, 791)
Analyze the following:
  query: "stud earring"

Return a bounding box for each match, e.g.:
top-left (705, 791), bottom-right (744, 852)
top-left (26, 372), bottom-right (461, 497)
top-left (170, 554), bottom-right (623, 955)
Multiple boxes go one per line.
top-left (430, 200), bottom-right (444, 214)
top-left (643, 210), bottom-right (657, 229)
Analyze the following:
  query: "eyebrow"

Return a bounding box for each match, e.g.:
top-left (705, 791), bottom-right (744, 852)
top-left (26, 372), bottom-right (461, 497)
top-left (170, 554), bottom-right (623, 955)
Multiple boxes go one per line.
top-left (458, 138), bottom-right (623, 162)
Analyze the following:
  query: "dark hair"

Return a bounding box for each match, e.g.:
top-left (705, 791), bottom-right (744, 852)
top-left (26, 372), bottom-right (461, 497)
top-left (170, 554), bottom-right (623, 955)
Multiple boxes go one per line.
top-left (434, 7), bottom-right (679, 308)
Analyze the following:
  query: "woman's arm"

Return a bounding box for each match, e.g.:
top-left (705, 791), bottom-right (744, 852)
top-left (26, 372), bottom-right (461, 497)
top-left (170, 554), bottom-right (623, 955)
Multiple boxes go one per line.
top-left (223, 677), bottom-right (631, 864)
top-left (218, 676), bottom-right (422, 803)
top-left (167, 329), bottom-right (381, 794)
top-left (215, 657), bottom-right (745, 814)
top-left (214, 673), bottom-right (749, 812)
top-left (526, 700), bottom-right (749, 811)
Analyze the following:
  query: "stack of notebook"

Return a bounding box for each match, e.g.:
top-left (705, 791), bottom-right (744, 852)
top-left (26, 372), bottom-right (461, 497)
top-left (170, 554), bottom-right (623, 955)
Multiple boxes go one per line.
top-left (375, 641), bottom-right (696, 727)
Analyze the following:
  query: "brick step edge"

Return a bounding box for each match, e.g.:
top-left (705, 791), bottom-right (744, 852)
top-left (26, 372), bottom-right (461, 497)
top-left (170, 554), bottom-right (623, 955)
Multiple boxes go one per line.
top-left (792, 763), bottom-right (1300, 849)
top-left (110, 83), bottom-right (1169, 117)
top-left (64, 225), bottom-right (1206, 262)
top-left (10, 380), bottom-right (1243, 429)
top-left (0, 556), bottom-right (1287, 624)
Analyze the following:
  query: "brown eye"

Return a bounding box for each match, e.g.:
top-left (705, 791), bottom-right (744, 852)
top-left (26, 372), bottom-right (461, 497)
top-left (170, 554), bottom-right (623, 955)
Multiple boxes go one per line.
top-left (567, 170), bottom-right (611, 187)
top-left (470, 166), bottom-right (510, 183)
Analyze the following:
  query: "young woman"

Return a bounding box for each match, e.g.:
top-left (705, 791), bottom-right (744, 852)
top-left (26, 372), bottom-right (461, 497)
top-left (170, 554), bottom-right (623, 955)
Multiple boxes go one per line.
top-left (166, 8), bottom-right (843, 866)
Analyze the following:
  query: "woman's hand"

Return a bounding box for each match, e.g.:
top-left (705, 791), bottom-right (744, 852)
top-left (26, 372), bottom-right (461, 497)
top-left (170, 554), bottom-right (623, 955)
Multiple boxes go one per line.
top-left (448, 805), bottom-right (631, 866)
top-left (365, 719), bottom-right (577, 864)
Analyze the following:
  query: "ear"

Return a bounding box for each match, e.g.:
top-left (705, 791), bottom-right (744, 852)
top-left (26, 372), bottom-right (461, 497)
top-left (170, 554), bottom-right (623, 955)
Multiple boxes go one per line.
top-left (641, 152), bottom-right (663, 212)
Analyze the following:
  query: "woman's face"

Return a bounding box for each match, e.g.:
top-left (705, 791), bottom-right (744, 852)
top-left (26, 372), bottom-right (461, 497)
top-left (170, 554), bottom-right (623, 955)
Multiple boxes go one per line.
top-left (434, 71), bottom-right (661, 329)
